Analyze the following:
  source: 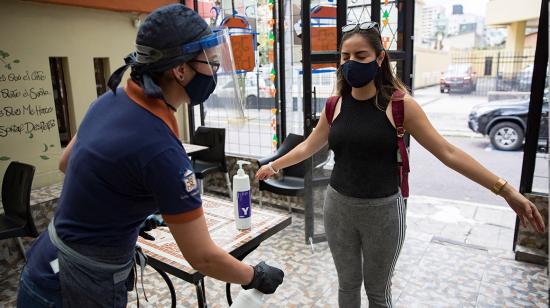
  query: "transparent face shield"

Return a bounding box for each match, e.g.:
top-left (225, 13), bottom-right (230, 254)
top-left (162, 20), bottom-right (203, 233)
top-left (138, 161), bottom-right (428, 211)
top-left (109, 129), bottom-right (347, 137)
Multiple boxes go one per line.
top-left (135, 29), bottom-right (245, 117)
top-left (191, 30), bottom-right (245, 119)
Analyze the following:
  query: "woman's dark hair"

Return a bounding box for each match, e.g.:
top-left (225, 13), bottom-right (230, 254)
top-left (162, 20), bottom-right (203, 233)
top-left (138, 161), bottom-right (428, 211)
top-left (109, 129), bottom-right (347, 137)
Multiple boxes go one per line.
top-left (336, 27), bottom-right (409, 106)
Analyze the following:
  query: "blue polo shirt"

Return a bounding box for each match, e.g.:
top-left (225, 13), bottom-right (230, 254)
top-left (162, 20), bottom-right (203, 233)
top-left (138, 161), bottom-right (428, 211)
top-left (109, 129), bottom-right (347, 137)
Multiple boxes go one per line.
top-left (25, 80), bottom-right (202, 290)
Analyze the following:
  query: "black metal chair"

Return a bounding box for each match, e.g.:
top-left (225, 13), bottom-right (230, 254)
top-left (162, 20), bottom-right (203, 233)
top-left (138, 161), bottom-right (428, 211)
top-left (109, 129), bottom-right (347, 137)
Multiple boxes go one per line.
top-left (0, 161), bottom-right (38, 260)
top-left (191, 127), bottom-right (232, 199)
top-left (257, 134), bottom-right (305, 213)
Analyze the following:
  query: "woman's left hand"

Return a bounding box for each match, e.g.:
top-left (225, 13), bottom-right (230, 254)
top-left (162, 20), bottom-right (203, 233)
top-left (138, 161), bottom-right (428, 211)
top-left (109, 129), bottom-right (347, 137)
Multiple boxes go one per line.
top-left (502, 187), bottom-right (546, 233)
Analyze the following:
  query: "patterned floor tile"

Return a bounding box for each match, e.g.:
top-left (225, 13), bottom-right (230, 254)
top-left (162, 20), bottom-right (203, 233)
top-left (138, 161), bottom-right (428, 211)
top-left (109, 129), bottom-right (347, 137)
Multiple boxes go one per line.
top-left (475, 282), bottom-right (547, 308)
top-left (482, 256), bottom-right (548, 289)
top-left (1, 202), bottom-right (547, 308)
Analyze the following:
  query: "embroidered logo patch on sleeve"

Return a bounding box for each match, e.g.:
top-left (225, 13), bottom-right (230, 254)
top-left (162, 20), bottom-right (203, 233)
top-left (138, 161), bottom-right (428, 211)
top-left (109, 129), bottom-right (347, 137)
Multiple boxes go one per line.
top-left (183, 169), bottom-right (197, 192)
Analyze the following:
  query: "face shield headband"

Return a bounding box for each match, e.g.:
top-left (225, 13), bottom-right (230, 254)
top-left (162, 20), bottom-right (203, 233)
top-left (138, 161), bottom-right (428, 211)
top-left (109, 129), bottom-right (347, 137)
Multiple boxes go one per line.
top-left (107, 29), bottom-right (229, 100)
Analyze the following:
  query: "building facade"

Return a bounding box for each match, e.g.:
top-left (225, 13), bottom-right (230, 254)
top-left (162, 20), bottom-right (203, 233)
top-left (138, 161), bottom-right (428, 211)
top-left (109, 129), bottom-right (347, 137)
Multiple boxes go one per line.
top-left (0, 0), bottom-right (187, 189)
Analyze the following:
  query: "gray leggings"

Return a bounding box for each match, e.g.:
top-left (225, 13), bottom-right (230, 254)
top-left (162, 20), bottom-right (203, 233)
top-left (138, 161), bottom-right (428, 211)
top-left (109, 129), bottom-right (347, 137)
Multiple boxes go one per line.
top-left (324, 185), bottom-right (406, 308)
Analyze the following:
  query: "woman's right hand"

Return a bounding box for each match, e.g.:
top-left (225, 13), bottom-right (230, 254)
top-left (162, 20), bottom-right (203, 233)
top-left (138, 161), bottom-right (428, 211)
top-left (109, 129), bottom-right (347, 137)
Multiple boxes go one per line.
top-left (256, 165), bottom-right (277, 181)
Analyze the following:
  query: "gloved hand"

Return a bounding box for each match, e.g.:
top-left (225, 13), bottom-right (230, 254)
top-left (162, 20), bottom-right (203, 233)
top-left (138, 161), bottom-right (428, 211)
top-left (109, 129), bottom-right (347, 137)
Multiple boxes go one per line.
top-left (138, 214), bottom-right (166, 241)
top-left (242, 261), bottom-right (284, 294)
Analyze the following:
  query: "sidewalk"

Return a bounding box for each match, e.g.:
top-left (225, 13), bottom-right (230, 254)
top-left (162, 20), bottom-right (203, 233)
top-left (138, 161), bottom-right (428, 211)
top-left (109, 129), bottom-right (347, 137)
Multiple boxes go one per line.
top-left (0, 193), bottom-right (547, 307)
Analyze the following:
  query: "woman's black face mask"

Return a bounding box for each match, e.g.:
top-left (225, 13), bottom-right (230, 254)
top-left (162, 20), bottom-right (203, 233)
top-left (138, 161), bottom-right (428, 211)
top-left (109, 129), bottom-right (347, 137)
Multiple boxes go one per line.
top-left (342, 59), bottom-right (379, 88)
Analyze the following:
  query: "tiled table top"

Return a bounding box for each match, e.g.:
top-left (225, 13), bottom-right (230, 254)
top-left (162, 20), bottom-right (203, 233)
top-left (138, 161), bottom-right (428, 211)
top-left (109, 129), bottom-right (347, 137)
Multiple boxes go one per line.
top-left (137, 195), bottom-right (291, 281)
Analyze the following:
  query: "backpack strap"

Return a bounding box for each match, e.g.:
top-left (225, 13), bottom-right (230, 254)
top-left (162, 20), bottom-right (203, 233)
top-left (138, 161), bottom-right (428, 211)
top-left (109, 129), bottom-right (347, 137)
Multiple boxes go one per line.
top-left (325, 96), bottom-right (340, 127)
top-left (391, 90), bottom-right (410, 198)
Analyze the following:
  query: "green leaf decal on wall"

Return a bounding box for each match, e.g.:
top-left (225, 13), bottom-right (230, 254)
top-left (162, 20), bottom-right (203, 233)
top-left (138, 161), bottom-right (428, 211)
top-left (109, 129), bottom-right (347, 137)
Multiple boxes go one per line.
top-left (0, 50), bottom-right (21, 69)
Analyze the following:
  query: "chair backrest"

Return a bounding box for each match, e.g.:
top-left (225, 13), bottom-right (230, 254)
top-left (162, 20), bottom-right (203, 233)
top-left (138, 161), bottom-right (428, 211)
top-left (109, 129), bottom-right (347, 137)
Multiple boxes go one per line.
top-left (2, 161), bottom-right (38, 237)
top-left (278, 134), bottom-right (305, 178)
top-left (192, 127), bottom-right (228, 172)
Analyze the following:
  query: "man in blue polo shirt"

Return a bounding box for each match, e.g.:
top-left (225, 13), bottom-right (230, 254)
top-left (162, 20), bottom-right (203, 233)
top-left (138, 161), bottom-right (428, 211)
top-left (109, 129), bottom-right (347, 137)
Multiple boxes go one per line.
top-left (17, 4), bottom-right (284, 307)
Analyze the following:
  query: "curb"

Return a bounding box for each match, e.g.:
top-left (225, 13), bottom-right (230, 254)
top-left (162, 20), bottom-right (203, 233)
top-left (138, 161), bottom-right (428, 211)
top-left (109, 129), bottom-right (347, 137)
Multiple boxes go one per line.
top-left (408, 194), bottom-right (512, 211)
top-left (438, 131), bottom-right (484, 139)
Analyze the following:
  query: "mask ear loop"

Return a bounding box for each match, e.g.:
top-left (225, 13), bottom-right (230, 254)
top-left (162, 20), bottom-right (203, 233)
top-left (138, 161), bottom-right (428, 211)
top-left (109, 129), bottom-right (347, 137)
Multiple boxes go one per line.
top-left (169, 69), bottom-right (188, 110)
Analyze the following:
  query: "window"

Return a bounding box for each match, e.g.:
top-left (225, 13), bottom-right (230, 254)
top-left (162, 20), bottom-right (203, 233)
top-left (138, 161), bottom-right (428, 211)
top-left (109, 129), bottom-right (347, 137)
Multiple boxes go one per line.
top-left (484, 57), bottom-right (493, 76)
top-left (49, 57), bottom-right (72, 147)
top-left (94, 58), bottom-right (110, 97)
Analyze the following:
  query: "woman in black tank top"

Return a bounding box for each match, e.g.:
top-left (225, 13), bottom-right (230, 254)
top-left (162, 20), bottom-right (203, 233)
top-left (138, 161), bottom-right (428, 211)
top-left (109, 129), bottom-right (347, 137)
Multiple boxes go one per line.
top-left (256, 23), bottom-right (545, 308)
top-left (328, 93), bottom-right (399, 198)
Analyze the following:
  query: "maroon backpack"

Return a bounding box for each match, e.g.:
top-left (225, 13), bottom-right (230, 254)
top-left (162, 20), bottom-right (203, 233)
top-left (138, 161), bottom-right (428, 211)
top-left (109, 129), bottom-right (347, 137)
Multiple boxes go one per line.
top-left (325, 90), bottom-right (410, 198)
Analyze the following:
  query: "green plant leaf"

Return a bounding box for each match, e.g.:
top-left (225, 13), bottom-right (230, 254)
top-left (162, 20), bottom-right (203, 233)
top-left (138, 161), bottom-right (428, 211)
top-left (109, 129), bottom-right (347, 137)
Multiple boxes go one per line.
top-left (40, 155), bottom-right (50, 160)
top-left (0, 156), bottom-right (10, 161)
top-left (50, 144), bottom-right (55, 147)
top-left (6, 64), bottom-right (12, 70)
top-left (28, 132), bottom-right (33, 139)
top-left (13, 59), bottom-right (20, 63)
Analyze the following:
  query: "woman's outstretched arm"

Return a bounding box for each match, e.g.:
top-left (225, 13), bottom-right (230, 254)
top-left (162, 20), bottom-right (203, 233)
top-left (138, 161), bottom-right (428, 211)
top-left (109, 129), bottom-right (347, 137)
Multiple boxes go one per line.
top-left (402, 96), bottom-right (545, 233)
top-left (256, 106), bottom-right (332, 180)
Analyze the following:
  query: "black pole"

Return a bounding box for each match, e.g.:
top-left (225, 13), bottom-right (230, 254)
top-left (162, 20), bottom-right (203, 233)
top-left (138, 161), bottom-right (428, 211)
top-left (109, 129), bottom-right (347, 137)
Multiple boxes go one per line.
top-left (301, 0), bottom-right (313, 243)
top-left (336, 0), bottom-right (347, 50)
top-left (402, 0), bottom-right (415, 89)
top-left (519, 0), bottom-right (548, 194)
top-left (277, 0), bottom-right (287, 143)
top-left (514, 0), bottom-right (548, 250)
top-left (371, 0), bottom-right (380, 24)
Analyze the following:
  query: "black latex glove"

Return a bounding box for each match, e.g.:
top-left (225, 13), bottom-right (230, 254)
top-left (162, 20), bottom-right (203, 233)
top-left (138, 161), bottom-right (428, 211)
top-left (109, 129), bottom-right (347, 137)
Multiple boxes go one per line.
top-left (138, 214), bottom-right (166, 241)
top-left (242, 261), bottom-right (284, 294)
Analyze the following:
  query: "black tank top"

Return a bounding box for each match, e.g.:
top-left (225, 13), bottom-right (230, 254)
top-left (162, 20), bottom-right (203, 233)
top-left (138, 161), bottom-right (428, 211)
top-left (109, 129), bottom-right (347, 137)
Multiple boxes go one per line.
top-left (328, 94), bottom-right (399, 198)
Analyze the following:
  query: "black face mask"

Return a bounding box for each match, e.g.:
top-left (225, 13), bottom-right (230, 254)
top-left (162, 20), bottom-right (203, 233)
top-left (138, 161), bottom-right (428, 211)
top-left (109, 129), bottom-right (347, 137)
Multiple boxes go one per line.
top-left (184, 72), bottom-right (217, 106)
top-left (342, 59), bottom-right (379, 88)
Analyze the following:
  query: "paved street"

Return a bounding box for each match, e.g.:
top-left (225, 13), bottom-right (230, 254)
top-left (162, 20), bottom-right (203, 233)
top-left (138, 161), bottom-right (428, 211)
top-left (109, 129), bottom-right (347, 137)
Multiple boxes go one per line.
top-left (412, 86), bottom-right (547, 205)
top-left (410, 135), bottom-right (523, 206)
top-left (414, 85), bottom-right (487, 137)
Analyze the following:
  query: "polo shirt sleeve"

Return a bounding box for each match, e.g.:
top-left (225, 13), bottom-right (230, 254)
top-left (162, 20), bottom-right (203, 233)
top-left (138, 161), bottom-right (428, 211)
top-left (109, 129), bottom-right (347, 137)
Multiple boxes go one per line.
top-left (143, 147), bottom-right (203, 224)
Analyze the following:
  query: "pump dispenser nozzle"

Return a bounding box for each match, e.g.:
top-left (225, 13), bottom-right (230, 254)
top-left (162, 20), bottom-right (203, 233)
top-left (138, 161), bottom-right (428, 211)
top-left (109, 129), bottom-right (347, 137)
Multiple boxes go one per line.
top-left (236, 160), bottom-right (251, 176)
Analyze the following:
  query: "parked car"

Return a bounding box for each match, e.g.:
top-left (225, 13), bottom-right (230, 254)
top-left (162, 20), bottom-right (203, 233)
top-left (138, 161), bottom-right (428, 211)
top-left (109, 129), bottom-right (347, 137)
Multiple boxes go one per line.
top-left (468, 92), bottom-right (548, 151)
top-left (517, 64), bottom-right (533, 92)
top-left (440, 64), bottom-right (477, 93)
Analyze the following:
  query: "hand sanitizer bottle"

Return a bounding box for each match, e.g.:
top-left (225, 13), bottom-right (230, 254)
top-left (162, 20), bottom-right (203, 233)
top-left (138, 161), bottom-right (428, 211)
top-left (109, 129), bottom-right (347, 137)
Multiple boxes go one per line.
top-left (231, 261), bottom-right (283, 307)
top-left (233, 160), bottom-right (252, 230)
top-left (230, 289), bottom-right (264, 307)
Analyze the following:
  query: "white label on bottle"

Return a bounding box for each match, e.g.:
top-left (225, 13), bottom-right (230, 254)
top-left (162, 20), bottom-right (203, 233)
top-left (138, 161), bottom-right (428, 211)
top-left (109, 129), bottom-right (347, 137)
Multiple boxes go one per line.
top-left (237, 191), bottom-right (251, 218)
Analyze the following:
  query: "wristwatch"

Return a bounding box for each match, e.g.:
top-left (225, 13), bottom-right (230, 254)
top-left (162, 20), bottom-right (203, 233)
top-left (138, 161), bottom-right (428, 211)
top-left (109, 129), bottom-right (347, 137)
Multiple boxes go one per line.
top-left (267, 161), bottom-right (279, 174)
